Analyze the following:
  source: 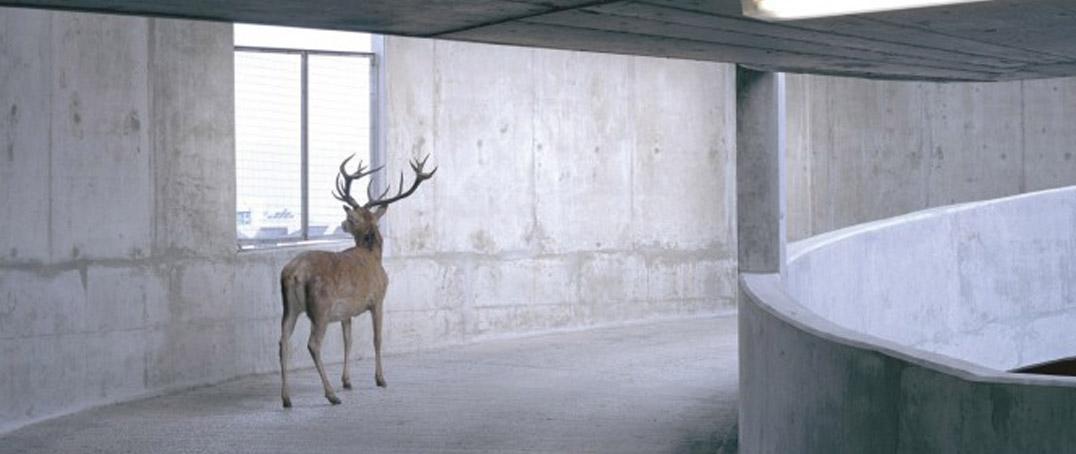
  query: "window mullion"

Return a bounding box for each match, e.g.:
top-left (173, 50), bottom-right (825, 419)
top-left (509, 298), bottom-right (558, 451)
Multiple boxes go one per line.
top-left (370, 51), bottom-right (385, 197)
top-left (300, 52), bottom-right (310, 240)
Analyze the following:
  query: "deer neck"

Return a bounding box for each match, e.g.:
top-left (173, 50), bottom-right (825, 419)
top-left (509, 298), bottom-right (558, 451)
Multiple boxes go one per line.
top-left (349, 230), bottom-right (383, 259)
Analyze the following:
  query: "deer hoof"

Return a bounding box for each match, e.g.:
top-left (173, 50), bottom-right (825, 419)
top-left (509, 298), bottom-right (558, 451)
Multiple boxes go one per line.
top-left (282, 397), bottom-right (292, 408)
top-left (327, 395), bottom-right (342, 405)
top-left (376, 378), bottom-right (387, 388)
top-left (343, 380), bottom-right (353, 390)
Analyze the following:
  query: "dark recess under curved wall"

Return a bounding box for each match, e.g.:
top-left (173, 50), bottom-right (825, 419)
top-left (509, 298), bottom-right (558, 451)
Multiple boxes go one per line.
top-left (1013, 358), bottom-right (1076, 377)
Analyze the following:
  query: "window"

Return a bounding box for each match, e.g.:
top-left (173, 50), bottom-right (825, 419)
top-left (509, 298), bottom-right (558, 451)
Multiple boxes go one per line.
top-left (234, 24), bottom-right (381, 247)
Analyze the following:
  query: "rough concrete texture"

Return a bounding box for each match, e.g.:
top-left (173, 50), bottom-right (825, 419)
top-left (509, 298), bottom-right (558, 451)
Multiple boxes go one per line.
top-left (378, 37), bottom-right (738, 336)
top-left (785, 74), bottom-right (1076, 241)
top-left (1, 9), bottom-right (51, 264)
top-left (0, 316), bottom-right (739, 454)
top-left (736, 68), bottom-right (784, 275)
top-left (784, 186), bottom-right (1076, 371)
top-left (0, 9), bottom-right (737, 434)
top-left (49, 13), bottom-right (153, 262)
top-left (742, 272), bottom-right (1076, 454)
top-left (0, 8), bottom-right (237, 433)
top-left (741, 187), bottom-right (1076, 453)
top-left (151, 18), bottom-right (237, 258)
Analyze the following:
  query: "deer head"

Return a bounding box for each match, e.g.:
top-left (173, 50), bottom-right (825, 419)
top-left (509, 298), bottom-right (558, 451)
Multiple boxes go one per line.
top-left (332, 154), bottom-right (437, 249)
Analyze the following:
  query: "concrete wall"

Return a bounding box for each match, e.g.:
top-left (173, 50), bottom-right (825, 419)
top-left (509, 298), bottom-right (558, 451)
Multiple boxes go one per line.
top-left (0, 8), bottom-right (238, 433)
top-left (741, 187), bottom-right (1076, 453)
top-left (0, 8), bottom-right (737, 433)
top-left (785, 75), bottom-right (1076, 241)
top-left (741, 273), bottom-right (1076, 454)
top-left (377, 38), bottom-right (738, 344)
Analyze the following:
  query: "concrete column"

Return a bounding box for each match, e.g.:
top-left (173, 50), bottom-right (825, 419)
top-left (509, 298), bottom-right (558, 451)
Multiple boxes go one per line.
top-left (736, 67), bottom-right (787, 454)
top-left (736, 67), bottom-right (786, 275)
top-left (150, 19), bottom-right (236, 258)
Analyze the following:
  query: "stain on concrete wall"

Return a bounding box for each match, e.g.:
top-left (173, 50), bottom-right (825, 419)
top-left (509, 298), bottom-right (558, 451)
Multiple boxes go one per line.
top-left (380, 37), bottom-right (738, 345)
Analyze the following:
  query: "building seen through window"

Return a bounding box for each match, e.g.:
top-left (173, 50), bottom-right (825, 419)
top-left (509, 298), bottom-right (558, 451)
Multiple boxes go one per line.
top-left (234, 24), bottom-right (377, 247)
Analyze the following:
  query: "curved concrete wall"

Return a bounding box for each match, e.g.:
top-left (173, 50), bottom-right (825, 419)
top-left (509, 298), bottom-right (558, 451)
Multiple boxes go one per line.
top-left (786, 186), bottom-right (1076, 371)
top-left (741, 187), bottom-right (1076, 453)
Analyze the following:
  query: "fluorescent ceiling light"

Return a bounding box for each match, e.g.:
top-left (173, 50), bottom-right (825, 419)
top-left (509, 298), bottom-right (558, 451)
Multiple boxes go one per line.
top-left (743, 0), bottom-right (992, 21)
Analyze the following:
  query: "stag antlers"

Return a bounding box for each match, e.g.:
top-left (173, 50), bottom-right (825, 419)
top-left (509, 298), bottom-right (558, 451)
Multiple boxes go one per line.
top-left (333, 154), bottom-right (437, 210)
top-left (332, 155), bottom-right (381, 209)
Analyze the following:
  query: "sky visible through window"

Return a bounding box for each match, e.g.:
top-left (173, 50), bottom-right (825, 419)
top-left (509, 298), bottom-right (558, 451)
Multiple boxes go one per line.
top-left (234, 24), bottom-right (373, 244)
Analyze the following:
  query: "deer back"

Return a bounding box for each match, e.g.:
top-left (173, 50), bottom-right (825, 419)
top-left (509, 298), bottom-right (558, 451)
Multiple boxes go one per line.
top-left (282, 248), bottom-right (388, 321)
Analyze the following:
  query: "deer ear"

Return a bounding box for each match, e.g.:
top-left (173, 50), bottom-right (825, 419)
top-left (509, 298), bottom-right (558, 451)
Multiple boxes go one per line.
top-left (341, 205), bottom-right (353, 213)
top-left (372, 205), bottom-right (387, 220)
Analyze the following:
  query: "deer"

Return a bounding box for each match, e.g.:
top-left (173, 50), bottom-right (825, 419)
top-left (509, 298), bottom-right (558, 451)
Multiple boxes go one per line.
top-left (279, 153), bottom-right (436, 407)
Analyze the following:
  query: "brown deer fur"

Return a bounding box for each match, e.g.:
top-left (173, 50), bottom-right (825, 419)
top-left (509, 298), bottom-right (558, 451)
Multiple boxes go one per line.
top-left (278, 155), bottom-right (434, 407)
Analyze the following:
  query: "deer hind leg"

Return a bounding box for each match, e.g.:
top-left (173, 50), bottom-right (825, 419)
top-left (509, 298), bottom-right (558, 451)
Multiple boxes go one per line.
top-left (279, 288), bottom-right (301, 408)
top-left (308, 317), bottom-right (341, 405)
top-left (372, 304), bottom-right (386, 388)
top-left (341, 318), bottom-right (353, 390)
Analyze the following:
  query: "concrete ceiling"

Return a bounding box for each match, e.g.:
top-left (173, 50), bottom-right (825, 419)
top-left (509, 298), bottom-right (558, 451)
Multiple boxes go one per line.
top-left (4, 0), bottom-right (1076, 81)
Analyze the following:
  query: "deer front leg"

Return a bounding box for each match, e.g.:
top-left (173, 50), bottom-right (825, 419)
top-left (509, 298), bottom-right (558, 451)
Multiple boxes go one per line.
top-left (308, 319), bottom-right (341, 405)
top-left (342, 318), bottom-right (353, 390)
top-left (372, 304), bottom-right (386, 387)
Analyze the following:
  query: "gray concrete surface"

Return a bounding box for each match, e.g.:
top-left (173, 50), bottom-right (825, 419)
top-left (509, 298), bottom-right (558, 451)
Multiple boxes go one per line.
top-left (381, 37), bottom-right (739, 332)
top-left (0, 9), bottom-right (240, 433)
top-left (0, 315), bottom-right (738, 454)
top-left (785, 74), bottom-right (1076, 241)
top-left (735, 68), bottom-right (785, 276)
top-left (742, 271), bottom-right (1076, 454)
top-left (785, 186), bottom-right (1076, 371)
top-left (12, 0), bottom-right (1076, 81)
top-left (742, 187), bottom-right (1076, 453)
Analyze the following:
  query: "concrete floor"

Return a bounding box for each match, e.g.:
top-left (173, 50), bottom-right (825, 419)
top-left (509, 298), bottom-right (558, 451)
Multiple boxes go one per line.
top-left (0, 315), bottom-right (738, 454)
